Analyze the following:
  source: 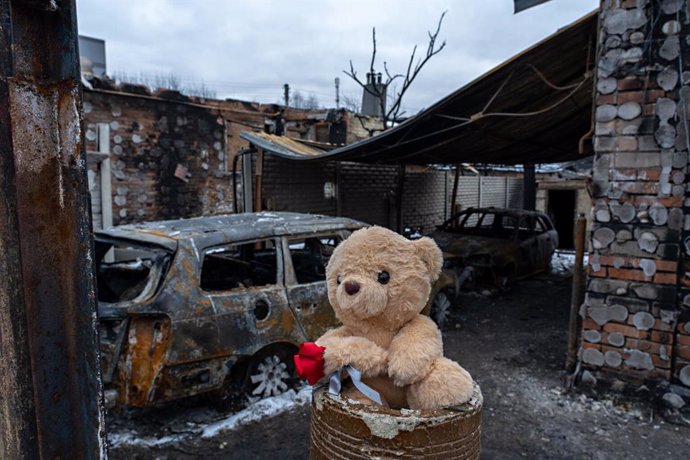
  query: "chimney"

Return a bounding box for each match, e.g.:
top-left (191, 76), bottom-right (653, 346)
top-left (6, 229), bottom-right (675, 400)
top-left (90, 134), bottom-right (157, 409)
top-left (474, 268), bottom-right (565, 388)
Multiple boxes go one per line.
top-left (361, 71), bottom-right (386, 118)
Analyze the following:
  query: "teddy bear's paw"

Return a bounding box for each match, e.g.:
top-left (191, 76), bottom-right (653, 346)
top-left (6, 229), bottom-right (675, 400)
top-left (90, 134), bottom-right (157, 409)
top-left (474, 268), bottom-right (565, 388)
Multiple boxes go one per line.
top-left (406, 357), bottom-right (474, 410)
top-left (322, 337), bottom-right (388, 376)
top-left (346, 338), bottom-right (388, 376)
top-left (322, 348), bottom-right (349, 375)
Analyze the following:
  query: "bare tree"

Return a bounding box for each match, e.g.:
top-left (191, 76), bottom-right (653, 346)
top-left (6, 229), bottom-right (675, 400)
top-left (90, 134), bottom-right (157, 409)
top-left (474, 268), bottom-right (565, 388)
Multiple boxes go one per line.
top-left (291, 90), bottom-right (321, 110)
top-left (111, 71), bottom-right (217, 99)
top-left (304, 93), bottom-right (321, 110)
top-left (344, 11), bottom-right (447, 129)
top-left (292, 90), bottom-right (305, 109)
top-left (342, 94), bottom-right (361, 113)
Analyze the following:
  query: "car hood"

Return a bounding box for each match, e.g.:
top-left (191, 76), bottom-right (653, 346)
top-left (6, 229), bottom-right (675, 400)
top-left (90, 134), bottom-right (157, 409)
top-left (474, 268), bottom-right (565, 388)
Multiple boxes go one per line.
top-left (429, 231), bottom-right (514, 259)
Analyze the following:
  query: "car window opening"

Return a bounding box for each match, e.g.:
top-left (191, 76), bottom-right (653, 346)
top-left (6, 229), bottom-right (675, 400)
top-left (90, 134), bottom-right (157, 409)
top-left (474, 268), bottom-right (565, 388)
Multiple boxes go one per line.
top-left (288, 236), bottom-right (340, 284)
top-left (201, 240), bottom-right (278, 291)
top-left (95, 241), bottom-right (172, 303)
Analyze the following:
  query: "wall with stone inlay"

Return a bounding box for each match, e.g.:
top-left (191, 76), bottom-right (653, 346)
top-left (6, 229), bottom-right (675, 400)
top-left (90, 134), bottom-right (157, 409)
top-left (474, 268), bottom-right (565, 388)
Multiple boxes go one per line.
top-left (583, 0), bottom-right (690, 390)
top-left (83, 90), bottom-right (232, 224)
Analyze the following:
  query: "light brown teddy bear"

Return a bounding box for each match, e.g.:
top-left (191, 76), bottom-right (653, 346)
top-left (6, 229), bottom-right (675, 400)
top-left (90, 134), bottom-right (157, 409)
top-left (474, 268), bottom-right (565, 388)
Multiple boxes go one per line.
top-left (315, 226), bottom-right (474, 410)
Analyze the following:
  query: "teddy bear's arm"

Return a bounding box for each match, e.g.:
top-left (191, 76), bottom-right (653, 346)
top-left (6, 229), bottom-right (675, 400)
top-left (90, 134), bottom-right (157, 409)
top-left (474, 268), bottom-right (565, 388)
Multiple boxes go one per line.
top-left (387, 315), bottom-right (443, 387)
top-left (320, 336), bottom-right (388, 377)
top-left (316, 326), bottom-right (388, 377)
top-left (315, 326), bottom-right (354, 350)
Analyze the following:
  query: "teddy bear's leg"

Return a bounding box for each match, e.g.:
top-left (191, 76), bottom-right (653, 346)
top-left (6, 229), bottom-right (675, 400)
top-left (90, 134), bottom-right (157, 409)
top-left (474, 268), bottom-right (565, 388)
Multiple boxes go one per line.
top-left (406, 357), bottom-right (473, 410)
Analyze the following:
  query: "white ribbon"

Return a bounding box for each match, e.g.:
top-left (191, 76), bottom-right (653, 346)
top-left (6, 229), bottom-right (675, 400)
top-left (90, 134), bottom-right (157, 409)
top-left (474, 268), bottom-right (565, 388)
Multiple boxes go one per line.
top-left (328, 365), bottom-right (384, 406)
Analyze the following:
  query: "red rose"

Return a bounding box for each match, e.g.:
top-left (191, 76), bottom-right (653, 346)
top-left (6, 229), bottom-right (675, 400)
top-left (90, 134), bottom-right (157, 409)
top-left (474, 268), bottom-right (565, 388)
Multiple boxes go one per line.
top-left (294, 342), bottom-right (326, 385)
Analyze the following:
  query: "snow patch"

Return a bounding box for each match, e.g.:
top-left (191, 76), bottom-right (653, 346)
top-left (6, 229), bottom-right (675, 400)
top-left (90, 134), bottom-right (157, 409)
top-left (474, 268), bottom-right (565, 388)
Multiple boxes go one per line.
top-left (550, 250), bottom-right (589, 276)
top-left (201, 386), bottom-right (312, 438)
top-left (109, 386), bottom-right (312, 448)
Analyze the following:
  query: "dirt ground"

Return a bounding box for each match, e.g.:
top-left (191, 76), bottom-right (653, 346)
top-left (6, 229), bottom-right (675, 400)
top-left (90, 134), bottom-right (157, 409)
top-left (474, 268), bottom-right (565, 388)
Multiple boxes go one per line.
top-left (109, 272), bottom-right (690, 459)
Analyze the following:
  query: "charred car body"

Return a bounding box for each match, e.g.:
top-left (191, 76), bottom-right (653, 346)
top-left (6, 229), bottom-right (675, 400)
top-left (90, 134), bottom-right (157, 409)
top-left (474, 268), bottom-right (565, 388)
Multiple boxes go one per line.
top-left (430, 207), bottom-right (558, 289)
top-left (95, 212), bottom-right (365, 408)
top-left (426, 208), bottom-right (558, 327)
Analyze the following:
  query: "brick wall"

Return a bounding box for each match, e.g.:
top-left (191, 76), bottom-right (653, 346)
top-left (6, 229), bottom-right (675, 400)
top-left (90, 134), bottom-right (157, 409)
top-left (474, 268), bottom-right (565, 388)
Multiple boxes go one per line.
top-left (260, 157), bottom-right (452, 231)
top-left (262, 155), bottom-right (337, 215)
top-left (83, 90), bottom-right (231, 224)
top-left (582, 0), bottom-right (690, 389)
top-left (82, 84), bottom-right (355, 225)
top-left (402, 168), bottom-right (449, 232)
top-left (336, 162), bottom-right (399, 227)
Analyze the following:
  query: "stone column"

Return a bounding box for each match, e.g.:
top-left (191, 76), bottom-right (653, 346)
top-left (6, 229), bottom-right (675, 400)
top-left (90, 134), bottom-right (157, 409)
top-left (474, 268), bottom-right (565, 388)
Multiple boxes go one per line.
top-left (583, 0), bottom-right (690, 390)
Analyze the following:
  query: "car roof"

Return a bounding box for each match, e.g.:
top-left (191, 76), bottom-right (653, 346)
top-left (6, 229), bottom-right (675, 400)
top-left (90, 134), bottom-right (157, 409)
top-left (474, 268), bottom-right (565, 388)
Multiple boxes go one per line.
top-left (95, 212), bottom-right (366, 250)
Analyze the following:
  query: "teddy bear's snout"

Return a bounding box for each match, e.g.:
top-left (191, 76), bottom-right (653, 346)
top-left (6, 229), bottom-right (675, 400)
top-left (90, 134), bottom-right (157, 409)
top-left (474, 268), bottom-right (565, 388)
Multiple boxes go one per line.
top-left (344, 280), bottom-right (360, 296)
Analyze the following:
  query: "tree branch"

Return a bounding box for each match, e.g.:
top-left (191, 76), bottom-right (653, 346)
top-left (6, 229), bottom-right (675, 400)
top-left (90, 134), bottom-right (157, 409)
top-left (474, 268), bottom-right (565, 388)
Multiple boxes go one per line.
top-left (343, 11), bottom-right (447, 129)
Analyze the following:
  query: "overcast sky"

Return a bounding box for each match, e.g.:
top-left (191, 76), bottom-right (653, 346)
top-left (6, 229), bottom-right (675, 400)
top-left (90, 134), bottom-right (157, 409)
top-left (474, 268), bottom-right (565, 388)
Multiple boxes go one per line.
top-left (76, 0), bottom-right (597, 114)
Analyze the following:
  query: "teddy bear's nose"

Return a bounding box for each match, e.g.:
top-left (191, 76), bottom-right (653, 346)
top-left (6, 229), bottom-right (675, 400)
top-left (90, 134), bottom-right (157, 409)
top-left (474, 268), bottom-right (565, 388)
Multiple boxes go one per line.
top-left (344, 281), bottom-right (360, 295)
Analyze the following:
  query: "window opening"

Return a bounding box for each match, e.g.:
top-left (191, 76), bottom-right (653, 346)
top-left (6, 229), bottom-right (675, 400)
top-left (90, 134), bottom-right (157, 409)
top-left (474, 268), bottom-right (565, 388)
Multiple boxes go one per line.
top-left (288, 235), bottom-right (340, 283)
top-left (201, 239), bottom-right (278, 291)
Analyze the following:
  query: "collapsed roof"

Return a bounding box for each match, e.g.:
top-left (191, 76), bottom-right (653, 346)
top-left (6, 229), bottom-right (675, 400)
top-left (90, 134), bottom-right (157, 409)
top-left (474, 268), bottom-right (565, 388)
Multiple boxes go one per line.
top-left (241, 11), bottom-right (597, 166)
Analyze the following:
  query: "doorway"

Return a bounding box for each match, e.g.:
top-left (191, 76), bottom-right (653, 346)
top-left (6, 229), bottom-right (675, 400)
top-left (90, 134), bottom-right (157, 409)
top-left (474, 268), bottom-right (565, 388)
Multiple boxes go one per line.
top-left (547, 189), bottom-right (576, 250)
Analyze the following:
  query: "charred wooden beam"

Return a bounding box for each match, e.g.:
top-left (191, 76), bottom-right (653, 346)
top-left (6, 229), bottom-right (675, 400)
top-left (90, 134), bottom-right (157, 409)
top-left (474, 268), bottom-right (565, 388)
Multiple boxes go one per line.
top-left (0, 0), bottom-right (107, 457)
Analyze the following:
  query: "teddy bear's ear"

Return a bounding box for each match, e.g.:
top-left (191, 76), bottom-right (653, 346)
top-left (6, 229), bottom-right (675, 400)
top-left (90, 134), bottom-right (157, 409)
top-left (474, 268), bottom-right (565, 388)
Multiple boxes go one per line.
top-left (413, 237), bottom-right (443, 282)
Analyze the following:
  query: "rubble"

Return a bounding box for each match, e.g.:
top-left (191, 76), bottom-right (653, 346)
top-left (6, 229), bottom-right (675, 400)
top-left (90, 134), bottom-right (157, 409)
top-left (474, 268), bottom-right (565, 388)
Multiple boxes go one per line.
top-left (662, 392), bottom-right (686, 410)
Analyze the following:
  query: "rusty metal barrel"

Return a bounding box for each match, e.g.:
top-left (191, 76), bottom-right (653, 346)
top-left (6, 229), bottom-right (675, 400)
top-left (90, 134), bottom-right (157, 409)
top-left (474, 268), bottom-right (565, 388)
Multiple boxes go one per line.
top-left (309, 382), bottom-right (482, 459)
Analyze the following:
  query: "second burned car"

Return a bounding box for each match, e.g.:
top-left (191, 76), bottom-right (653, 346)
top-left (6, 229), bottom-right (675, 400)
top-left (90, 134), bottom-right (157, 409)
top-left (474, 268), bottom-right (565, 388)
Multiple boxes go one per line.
top-left (425, 207), bottom-right (558, 326)
top-left (430, 207), bottom-right (559, 289)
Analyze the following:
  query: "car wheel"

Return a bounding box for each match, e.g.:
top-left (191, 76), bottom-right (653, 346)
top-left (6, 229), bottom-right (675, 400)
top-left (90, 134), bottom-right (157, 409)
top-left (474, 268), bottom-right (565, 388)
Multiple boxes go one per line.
top-left (247, 353), bottom-right (293, 400)
top-left (430, 290), bottom-right (451, 329)
top-left (494, 264), bottom-right (515, 289)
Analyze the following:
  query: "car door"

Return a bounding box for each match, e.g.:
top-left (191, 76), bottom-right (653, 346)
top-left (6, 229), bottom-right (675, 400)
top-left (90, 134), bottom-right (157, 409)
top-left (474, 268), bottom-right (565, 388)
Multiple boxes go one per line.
top-left (282, 233), bottom-right (344, 340)
top-left (198, 237), bottom-right (304, 357)
top-left (534, 216), bottom-right (556, 271)
top-left (516, 215), bottom-right (539, 274)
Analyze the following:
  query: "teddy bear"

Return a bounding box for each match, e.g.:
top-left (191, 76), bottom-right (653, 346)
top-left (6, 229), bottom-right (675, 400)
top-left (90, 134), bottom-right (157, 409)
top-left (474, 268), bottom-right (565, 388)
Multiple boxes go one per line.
top-left (312, 225), bottom-right (474, 410)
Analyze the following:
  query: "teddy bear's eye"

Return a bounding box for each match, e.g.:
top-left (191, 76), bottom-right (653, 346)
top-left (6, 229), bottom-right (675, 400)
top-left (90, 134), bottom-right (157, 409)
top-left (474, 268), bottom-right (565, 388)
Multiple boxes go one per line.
top-left (377, 271), bottom-right (390, 284)
top-left (336, 275), bottom-right (342, 285)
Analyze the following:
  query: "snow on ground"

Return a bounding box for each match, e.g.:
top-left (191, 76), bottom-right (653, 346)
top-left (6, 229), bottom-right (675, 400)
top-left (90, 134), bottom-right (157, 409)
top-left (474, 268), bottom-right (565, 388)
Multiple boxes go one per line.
top-left (109, 386), bottom-right (312, 448)
top-left (550, 250), bottom-right (589, 276)
top-left (201, 386), bottom-right (312, 438)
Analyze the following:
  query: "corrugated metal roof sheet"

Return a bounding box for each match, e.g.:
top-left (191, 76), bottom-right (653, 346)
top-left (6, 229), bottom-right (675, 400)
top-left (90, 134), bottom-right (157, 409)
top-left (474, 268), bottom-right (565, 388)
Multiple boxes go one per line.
top-left (240, 11), bottom-right (597, 166)
top-left (242, 131), bottom-right (328, 158)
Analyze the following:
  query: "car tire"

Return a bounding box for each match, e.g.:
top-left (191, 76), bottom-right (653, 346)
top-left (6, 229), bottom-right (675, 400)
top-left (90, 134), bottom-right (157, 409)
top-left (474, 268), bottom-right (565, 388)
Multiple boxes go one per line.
top-left (244, 347), bottom-right (298, 401)
top-left (430, 290), bottom-right (452, 329)
top-left (494, 264), bottom-right (515, 289)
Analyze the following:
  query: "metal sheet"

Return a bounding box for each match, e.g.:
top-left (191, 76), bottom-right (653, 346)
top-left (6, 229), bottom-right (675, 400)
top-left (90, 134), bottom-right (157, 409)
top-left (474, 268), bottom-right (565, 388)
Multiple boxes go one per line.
top-left (240, 11), bottom-right (597, 166)
top-left (514, 0), bottom-right (553, 14)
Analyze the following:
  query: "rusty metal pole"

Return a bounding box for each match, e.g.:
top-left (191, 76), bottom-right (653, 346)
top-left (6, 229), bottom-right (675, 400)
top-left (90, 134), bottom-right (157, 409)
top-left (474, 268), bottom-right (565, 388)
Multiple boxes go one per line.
top-left (255, 148), bottom-right (264, 212)
top-left (565, 214), bottom-right (587, 372)
top-left (0, 0), bottom-right (107, 458)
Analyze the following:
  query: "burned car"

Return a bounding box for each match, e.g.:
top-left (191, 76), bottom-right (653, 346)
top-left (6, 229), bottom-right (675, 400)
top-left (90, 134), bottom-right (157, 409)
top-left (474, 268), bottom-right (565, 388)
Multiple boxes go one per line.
top-left (426, 207), bottom-right (558, 327)
top-left (430, 207), bottom-right (558, 290)
top-left (95, 212), bottom-right (365, 408)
